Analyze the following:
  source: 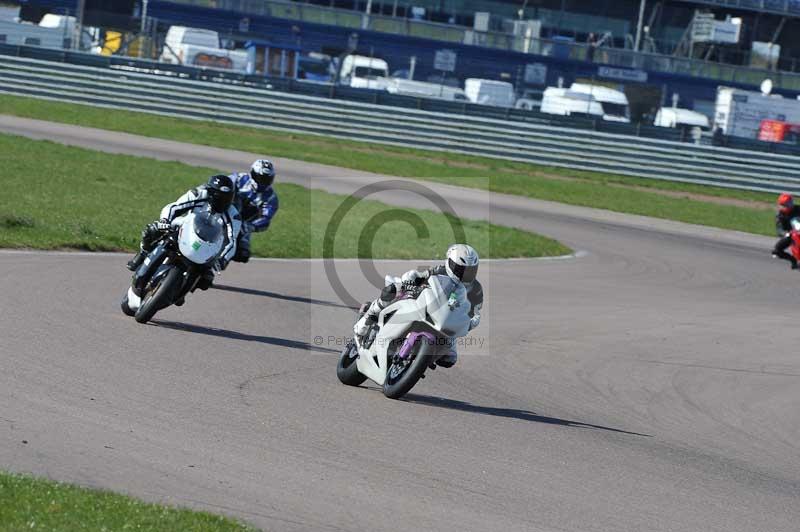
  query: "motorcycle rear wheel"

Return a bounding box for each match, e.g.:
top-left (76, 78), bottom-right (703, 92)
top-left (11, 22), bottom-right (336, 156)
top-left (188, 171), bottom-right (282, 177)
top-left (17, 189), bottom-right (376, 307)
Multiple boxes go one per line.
top-left (134, 267), bottom-right (182, 324)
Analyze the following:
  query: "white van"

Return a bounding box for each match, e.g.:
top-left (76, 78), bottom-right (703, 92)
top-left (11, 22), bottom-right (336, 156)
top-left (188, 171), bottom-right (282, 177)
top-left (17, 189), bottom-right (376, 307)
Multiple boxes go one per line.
top-left (653, 107), bottom-right (710, 129)
top-left (339, 55), bottom-right (390, 90)
top-left (464, 79), bottom-right (515, 107)
top-left (159, 26), bottom-right (247, 71)
top-left (540, 87), bottom-right (605, 118)
top-left (568, 83), bottom-right (630, 122)
top-left (0, 14), bottom-right (96, 50)
top-left (386, 78), bottom-right (467, 101)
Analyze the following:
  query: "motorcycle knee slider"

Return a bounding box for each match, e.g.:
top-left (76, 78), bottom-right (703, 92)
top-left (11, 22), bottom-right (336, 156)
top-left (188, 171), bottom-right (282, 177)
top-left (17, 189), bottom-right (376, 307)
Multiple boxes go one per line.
top-left (380, 284), bottom-right (396, 303)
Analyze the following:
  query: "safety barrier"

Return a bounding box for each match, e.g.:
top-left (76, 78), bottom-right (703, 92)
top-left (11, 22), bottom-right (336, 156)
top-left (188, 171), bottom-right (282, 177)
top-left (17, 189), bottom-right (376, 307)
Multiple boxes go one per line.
top-left (0, 52), bottom-right (799, 194)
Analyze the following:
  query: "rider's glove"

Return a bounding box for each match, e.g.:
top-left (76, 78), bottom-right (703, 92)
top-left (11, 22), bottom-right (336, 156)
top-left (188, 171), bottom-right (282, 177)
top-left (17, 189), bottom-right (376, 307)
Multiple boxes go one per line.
top-left (242, 222), bottom-right (256, 234)
top-left (401, 269), bottom-right (428, 285)
top-left (148, 220), bottom-right (171, 233)
top-left (469, 303), bottom-right (482, 331)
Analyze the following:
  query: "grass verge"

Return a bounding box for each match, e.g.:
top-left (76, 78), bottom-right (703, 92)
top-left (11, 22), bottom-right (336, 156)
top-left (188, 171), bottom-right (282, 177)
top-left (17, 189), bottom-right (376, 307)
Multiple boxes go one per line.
top-left (0, 94), bottom-right (779, 236)
top-left (0, 471), bottom-right (256, 531)
top-left (0, 133), bottom-right (569, 258)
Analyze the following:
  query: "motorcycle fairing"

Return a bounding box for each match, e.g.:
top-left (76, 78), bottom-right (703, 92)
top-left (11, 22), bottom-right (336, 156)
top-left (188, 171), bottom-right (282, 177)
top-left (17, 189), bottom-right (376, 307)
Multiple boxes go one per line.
top-left (355, 274), bottom-right (471, 385)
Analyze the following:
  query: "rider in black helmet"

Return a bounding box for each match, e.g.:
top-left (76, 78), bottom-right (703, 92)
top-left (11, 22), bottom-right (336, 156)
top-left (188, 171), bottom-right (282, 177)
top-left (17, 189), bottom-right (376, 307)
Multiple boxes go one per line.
top-left (126, 175), bottom-right (239, 279)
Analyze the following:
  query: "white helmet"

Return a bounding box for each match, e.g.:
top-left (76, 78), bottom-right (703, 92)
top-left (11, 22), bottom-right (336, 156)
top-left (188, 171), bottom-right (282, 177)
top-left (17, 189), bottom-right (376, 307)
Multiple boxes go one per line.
top-left (445, 244), bottom-right (479, 284)
top-left (250, 159), bottom-right (276, 187)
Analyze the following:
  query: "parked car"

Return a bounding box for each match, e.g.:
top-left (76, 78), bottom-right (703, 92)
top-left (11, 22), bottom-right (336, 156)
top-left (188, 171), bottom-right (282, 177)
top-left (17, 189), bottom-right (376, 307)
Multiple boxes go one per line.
top-left (298, 53), bottom-right (334, 83)
top-left (159, 26), bottom-right (247, 71)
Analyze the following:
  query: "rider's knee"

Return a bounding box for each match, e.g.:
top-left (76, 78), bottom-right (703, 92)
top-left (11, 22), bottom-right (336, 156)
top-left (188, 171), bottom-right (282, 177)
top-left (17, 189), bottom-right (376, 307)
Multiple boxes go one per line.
top-left (234, 246), bottom-right (250, 263)
top-left (380, 283), bottom-right (396, 303)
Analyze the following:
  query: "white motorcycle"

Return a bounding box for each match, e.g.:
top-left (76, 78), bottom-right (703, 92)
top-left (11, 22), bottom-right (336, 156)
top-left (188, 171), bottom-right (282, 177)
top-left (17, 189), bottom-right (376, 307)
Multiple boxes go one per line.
top-left (121, 208), bottom-right (239, 324)
top-left (337, 273), bottom-right (472, 399)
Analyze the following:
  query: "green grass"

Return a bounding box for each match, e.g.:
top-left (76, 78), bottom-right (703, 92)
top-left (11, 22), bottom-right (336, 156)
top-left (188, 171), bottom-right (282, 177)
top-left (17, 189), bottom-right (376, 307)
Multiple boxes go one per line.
top-left (0, 471), bottom-right (257, 531)
top-left (0, 133), bottom-right (568, 258)
top-left (0, 94), bottom-right (780, 236)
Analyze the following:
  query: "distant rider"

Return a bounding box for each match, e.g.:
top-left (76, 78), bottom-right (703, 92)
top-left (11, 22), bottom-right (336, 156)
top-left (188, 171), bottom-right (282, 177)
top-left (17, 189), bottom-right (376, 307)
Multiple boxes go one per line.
top-left (353, 243), bottom-right (483, 368)
top-left (229, 159), bottom-right (279, 263)
top-left (126, 174), bottom-right (240, 289)
top-left (772, 193), bottom-right (800, 270)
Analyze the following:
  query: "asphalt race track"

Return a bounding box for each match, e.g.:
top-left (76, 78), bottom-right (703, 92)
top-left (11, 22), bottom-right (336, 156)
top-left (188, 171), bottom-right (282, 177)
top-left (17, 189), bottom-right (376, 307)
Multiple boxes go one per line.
top-left (1, 116), bottom-right (799, 532)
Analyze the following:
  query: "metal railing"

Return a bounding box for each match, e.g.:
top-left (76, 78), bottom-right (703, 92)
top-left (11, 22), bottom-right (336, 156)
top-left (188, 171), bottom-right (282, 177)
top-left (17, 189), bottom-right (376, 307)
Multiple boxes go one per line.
top-left (164, 0), bottom-right (800, 91)
top-left (0, 53), bottom-right (798, 194)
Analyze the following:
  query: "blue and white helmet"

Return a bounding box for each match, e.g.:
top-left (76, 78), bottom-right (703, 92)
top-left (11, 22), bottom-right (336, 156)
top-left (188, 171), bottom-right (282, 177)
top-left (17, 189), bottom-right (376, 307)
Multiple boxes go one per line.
top-left (445, 244), bottom-right (479, 284)
top-left (250, 159), bottom-right (276, 187)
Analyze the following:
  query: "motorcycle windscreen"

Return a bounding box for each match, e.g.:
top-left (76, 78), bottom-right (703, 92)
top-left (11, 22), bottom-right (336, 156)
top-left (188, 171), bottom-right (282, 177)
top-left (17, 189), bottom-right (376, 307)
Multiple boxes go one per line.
top-left (194, 211), bottom-right (225, 241)
top-left (426, 275), bottom-right (471, 338)
top-left (178, 211), bottom-right (226, 264)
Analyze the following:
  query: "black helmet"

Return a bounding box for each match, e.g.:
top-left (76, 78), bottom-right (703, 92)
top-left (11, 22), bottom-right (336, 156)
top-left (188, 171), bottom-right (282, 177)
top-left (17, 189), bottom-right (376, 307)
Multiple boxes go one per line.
top-left (250, 159), bottom-right (276, 188)
top-left (206, 174), bottom-right (235, 213)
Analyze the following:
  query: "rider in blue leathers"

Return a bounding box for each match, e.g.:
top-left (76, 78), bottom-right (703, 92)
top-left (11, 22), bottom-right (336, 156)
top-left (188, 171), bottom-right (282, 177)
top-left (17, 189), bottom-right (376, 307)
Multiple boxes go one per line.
top-left (230, 159), bottom-right (279, 263)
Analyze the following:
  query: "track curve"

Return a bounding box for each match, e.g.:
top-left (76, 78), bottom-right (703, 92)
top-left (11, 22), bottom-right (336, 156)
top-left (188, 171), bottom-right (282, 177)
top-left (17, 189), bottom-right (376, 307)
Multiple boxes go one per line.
top-left (0, 116), bottom-right (798, 532)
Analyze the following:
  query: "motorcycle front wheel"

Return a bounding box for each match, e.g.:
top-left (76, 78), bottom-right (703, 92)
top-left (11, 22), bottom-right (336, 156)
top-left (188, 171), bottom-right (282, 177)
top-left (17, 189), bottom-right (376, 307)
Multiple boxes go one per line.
top-left (120, 294), bottom-right (136, 317)
top-left (383, 337), bottom-right (435, 399)
top-left (337, 339), bottom-right (367, 386)
top-left (134, 267), bottom-right (183, 324)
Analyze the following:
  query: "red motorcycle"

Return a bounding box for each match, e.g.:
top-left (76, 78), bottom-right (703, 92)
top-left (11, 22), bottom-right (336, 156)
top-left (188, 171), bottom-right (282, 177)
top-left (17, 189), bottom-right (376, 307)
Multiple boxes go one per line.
top-left (789, 219), bottom-right (800, 263)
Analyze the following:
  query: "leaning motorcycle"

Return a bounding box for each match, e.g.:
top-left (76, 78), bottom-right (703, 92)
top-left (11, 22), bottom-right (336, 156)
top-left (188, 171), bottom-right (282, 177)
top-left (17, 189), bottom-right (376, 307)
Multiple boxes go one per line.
top-left (337, 273), bottom-right (472, 399)
top-left (121, 209), bottom-right (235, 323)
top-left (789, 218), bottom-right (800, 263)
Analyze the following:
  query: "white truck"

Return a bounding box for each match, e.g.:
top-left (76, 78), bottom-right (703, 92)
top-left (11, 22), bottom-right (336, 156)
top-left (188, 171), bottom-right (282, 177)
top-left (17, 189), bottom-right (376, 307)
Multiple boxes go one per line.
top-left (714, 86), bottom-right (800, 138)
top-left (159, 26), bottom-right (247, 71)
top-left (0, 14), bottom-right (95, 50)
top-left (540, 87), bottom-right (605, 118)
top-left (386, 78), bottom-right (467, 101)
top-left (567, 83), bottom-right (630, 122)
top-left (464, 78), bottom-right (515, 107)
top-left (653, 107), bottom-right (710, 129)
top-left (338, 55), bottom-right (390, 90)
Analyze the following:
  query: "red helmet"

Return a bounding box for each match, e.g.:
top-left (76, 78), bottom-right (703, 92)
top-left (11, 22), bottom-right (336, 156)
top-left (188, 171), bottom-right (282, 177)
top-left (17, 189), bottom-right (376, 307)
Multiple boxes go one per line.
top-left (778, 193), bottom-right (794, 215)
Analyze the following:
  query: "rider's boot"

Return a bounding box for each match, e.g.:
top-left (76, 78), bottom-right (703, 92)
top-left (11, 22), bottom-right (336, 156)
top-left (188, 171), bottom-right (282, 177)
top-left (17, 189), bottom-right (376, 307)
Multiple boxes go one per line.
top-left (772, 249), bottom-right (798, 269)
top-left (436, 347), bottom-right (458, 368)
top-left (196, 270), bottom-right (215, 291)
top-left (353, 283), bottom-right (398, 337)
top-left (354, 299), bottom-right (382, 336)
top-left (127, 250), bottom-right (145, 271)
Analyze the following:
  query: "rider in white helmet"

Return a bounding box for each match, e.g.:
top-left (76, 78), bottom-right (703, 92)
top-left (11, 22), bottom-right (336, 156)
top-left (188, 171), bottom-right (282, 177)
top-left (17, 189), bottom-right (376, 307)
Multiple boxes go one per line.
top-left (353, 243), bottom-right (483, 367)
top-left (230, 159), bottom-right (279, 263)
